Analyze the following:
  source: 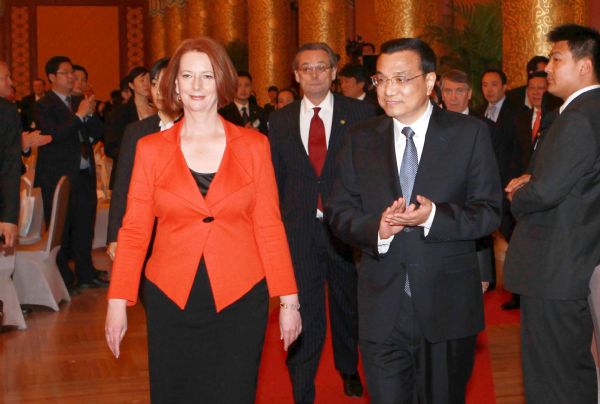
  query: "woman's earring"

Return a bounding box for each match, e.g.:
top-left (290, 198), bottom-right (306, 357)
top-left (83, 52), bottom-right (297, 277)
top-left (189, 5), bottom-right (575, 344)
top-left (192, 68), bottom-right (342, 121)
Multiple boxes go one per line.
top-left (177, 93), bottom-right (181, 102)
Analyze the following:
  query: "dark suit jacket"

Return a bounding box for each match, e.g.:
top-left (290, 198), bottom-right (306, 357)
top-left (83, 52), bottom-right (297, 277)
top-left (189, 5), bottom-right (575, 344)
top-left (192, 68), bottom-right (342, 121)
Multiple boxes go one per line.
top-left (326, 107), bottom-right (502, 343)
top-left (34, 91), bottom-right (103, 189)
top-left (104, 98), bottom-right (139, 188)
top-left (268, 93), bottom-right (375, 262)
top-left (19, 92), bottom-right (43, 130)
top-left (504, 88), bottom-right (600, 300)
top-left (219, 102), bottom-right (267, 134)
top-left (0, 98), bottom-right (22, 224)
top-left (107, 114), bottom-right (161, 243)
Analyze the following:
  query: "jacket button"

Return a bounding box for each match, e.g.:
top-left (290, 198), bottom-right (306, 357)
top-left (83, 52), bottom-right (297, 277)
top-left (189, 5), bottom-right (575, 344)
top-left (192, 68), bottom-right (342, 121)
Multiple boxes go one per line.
top-left (203, 216), bottom-right (214, 223)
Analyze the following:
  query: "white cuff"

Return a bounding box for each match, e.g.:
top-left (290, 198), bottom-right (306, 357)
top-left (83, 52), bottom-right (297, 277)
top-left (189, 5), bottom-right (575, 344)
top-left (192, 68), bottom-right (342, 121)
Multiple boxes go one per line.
top-left (419, 202), bottom-right (436, 237)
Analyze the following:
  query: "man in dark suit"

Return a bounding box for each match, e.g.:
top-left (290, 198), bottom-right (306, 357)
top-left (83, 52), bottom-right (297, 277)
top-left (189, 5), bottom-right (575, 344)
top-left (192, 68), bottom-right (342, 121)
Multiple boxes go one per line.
top-left (269, 42), bottom-right (375, 403)
top-left (0, 61), bottom-right (22, 251)
top-left (35, 56), bottom-right (104, 290)
top-left (338, 62), bottom-right (384, 115)
top-left (218, 71), bottom-right (267, 134)
top-left (504, 24), bottom-right (600, 403)
top-left (20, 77), bottom-right (46, 130)
top-left (106, 57), bottom-right (175, 260)
top-left (326, 38), bottom-right (502, 403)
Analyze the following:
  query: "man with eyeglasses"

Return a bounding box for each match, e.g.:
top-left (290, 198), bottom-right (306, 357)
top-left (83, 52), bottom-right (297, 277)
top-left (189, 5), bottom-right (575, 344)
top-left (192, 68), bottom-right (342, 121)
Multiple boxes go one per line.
top-left (35, 55), bottom-right (104, 292)
top-left (269, 42), bottom-right (375, 403)
top-left (327, 38), bottom-right (501, 403)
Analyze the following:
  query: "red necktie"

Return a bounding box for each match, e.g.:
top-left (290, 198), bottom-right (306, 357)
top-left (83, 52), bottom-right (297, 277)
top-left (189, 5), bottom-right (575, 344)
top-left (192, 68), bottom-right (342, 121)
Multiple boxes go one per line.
top-left (532, 109), bottom-right (542, 144)
top-left (308, 107), bottom-right (326, 211)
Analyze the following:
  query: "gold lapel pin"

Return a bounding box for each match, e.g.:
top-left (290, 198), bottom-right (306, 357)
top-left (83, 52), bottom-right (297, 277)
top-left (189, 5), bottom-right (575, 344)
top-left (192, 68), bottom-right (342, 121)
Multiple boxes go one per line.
top-left (340, 119), bottom-right (346, 125)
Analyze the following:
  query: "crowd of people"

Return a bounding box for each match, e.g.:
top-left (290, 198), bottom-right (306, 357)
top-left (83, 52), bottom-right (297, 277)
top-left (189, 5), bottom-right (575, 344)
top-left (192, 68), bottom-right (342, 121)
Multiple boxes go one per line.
top-left (1, 22), bottom-right (599, 404)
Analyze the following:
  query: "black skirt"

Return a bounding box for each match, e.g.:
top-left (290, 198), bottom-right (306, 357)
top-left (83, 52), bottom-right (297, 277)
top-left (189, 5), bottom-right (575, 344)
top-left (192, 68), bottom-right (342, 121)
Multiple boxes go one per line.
top-left (143, 260), bottom-right (268, 404)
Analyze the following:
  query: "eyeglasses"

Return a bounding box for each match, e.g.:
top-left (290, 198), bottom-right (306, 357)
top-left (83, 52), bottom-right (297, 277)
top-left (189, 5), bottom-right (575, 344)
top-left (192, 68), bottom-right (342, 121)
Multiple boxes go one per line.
top-left (56, 70), bottom-right (75, 76)
top-left (371, 73), bottom-right (426, 88)
top-left (441, 87), bottom-right (469, 96)
top-left (297, 64), bottom-right (331, 75)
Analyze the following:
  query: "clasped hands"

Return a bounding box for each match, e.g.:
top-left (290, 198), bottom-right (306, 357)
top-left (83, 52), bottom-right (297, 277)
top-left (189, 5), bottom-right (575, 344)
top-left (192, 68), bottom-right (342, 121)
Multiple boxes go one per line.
top-left (505, 174), bottom-right (531, 202)
top-left (378, 195), bottom-right (433, 239)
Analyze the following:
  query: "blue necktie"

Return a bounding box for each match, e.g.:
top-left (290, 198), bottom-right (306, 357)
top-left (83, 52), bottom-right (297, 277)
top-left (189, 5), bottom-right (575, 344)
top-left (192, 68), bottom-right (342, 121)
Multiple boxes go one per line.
top-left (400, 126), bottom-right (418, 296)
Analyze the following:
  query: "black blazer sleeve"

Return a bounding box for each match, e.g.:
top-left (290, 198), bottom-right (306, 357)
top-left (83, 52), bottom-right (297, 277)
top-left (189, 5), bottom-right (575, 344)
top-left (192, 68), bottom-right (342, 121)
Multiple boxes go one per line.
top-left (107, 115), bottom-right (160, 242)
top-left (0, 100), bottom-right (23, 224)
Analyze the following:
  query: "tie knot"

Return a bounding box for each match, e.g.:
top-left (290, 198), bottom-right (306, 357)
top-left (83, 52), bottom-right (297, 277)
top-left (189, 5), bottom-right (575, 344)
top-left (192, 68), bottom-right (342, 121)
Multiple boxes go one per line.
top-left (401, 126), bottom-right (415, 139)
top-left (535, 109), bottom-right (541, 117)
top-left (313, 107), bottom-right (321, 116)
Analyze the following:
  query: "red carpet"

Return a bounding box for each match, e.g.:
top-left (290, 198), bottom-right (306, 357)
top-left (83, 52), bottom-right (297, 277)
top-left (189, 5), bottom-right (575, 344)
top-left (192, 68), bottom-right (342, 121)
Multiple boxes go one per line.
top-left (255, 289), bottom-right (518, 403)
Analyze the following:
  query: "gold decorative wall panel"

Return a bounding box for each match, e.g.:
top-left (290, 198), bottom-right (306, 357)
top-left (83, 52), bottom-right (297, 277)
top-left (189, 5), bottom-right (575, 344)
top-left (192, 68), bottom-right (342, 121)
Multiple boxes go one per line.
top-left (248, 0), bottom-right (294, 106)
top-left (185, 0), bottom-right (210, 38)
top-left (125, 6), bottom-right (145, 71)
top-left (210, 0), bottom-right (248, 46)
top-left (503, 0), bottom-right (589, 88)
top-left (164, 4), bottom-right (184, 55)
top-left (298, 0), bottom-right (347, 65)
top-left (10, 6), bottom-right (30, 98)
top-left (150, 13), bottom-right (167, 62)
top-left (373, 0), bottom-right (438, 48)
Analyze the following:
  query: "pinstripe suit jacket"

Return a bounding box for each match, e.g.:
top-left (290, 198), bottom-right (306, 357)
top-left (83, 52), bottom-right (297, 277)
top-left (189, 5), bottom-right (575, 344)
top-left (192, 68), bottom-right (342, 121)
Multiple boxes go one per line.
top-left (268, 93), bottom-right (375, 260)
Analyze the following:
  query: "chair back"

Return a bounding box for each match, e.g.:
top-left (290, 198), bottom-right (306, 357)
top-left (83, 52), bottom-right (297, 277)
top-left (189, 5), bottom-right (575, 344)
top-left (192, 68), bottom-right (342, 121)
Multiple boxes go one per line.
top-left (44, 176), bottom-right (71, 254)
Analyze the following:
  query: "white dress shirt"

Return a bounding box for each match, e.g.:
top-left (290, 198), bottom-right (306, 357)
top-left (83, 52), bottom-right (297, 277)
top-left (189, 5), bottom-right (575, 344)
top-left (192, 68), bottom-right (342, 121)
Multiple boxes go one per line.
top-left (378, 102), bottom-right (437, 253)
top-left (559, 85), bottom-right (600, 114)
top-left (485, 96), bottom-right (506, 122)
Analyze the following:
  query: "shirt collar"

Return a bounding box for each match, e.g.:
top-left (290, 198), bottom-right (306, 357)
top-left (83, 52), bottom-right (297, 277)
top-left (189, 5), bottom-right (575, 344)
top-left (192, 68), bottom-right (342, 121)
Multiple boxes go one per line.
top-left (559, 85), bottom-right (600, 114)
top-left (301, 91), bottom-right (333, 115)
top-left (52, 89), bottom-right (69, 104)
top-left (357, 92), bottom-right (366, 101)
top-left (489, 95), bottom-right (505, 109)
top-left (461, 107), bottom-right (469, 115)
top-left (393, 101), bottom-right (434, 137)
top-left (234, 100), bottom-right (250, 111)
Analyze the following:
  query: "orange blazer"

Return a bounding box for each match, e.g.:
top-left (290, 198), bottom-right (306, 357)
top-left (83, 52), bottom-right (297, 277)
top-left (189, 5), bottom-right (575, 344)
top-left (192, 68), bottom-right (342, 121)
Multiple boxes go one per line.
top-left (108, 117), bottom-right (298, 311)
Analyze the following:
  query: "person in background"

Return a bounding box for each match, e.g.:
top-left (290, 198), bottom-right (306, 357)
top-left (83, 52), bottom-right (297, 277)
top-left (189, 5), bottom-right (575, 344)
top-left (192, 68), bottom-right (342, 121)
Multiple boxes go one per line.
top-left (276, 87), bottom-right (298, 110)
top-left (105, 57), bottom-right (178, 260)
top-left (20, 77), bottom-right (46, 129)
top-left (105, 37), bottom-right (301, 403)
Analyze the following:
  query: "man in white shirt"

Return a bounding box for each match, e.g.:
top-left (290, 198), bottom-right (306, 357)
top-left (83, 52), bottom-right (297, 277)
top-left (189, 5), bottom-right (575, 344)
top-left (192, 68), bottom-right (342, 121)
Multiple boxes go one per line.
top-left (504, 23), bottom-right (600, 404)
top-left (218, 71), bottom-right (266, 134)
top-left (327, 37), bottom-right (501, 403)
top-left (269, 42), bottom-right (375, 403)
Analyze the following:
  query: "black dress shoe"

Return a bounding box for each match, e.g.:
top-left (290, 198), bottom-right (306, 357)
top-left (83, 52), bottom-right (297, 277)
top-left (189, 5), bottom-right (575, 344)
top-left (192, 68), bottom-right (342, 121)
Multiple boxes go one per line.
top-left (501, 295), bottom-right (520, 310)
top-left (78, 278), bottom-right (109, 289)
top-left (341, 372), bottom-right (363, 397)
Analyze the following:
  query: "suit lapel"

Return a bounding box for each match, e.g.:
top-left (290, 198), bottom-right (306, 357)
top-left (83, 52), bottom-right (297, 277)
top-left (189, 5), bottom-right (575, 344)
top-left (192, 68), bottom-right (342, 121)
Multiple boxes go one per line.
top-left (374, 117), bottom-right (402, 199)
top-left (205, 120), bottom-right (253, 207)
top-left (412, 108), bottom-right (450, 201)
top-left (323, 94), bottom-right (348, 173)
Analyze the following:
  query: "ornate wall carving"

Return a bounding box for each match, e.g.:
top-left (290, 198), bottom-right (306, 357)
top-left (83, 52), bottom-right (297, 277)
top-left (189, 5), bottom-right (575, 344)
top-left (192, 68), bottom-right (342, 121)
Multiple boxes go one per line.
top-left (10, 5), bottom-right (30, 97)
top-left (503, 0), bottom-right (589, 87)
top-left (298, 0), bottom-right (347, 65)
top-left (125, 6), bottom-right (145, 72)
top-left (374, 0), bottom-right (438, 48)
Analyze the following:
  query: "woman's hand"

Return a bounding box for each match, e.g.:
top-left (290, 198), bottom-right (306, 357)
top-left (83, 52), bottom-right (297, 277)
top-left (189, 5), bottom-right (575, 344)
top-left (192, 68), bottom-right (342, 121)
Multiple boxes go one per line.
top-left (105, 298), bottom-right (128, 358)
top-left (279, 294), bottom-right (302, 351)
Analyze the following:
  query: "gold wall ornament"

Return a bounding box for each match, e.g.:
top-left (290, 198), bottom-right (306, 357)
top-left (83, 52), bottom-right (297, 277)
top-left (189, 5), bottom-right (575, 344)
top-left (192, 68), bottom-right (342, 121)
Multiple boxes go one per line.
top-left (503, 0), bottom-right (589, 88)
top-left (210, 0), bottom-right (248, 46)
top-left (185, 0), bottom-right (211, 38)
top-left (298, 0), bottom-right (347, 66)
top-left (373, 0), bottom-right (439, 49)
top-left (150, 12), bottom-right (167, 62)
top-left (164, 4), bottom-right (184, 56)
top-left (248, 0), bottom-right (294, 106)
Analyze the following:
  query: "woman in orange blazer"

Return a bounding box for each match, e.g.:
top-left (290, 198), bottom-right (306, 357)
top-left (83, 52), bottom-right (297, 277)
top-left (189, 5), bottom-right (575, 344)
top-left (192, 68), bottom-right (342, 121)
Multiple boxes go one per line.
top-left (105, 37), bottom-right (301, 404)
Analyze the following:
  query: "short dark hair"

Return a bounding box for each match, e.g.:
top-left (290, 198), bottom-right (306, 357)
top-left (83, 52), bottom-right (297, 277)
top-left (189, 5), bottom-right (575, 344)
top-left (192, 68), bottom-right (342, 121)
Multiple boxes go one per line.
top-left (338, 63), bottom-right (369, 84)
top-left (527, 71), bottom-right (548, 83)
top-left (440, 69), bottom-right (471, 88)
top-left (73, 64), bottom-right (88, 79)
top-left (45, 56), bottom-right (71, 79)
top-left (119, 77), bottom-right (130, 92)
top-left (277, 87), bottom-right (299, 100)
top-left (33, 77), bottom-right (45, 85)
top-left (481, 68), bottom-right (507, 85)
top-left (526, 56), bottom-right (549, 74)
top-left (548, 23), bottom-right (600, 81)
top-left (268, 85), bottom-right (278, 92)
top-left (127, 66), bottom-right (149, 84)
top-left (379, 38), bottom-right (436, 74)
top-left (237, 70), bottom-right (252, 81)
top-left (293, 42), bottom-right (338, 70)
top-left (150, 57), bottom-right (170, 81)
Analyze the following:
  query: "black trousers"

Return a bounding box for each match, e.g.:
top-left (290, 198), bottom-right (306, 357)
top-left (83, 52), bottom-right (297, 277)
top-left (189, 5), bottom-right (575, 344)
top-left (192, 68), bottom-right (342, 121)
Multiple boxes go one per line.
top-left (286, 219), bottom-right (359, 404)
top-left (144, 262), bottom-right (268, 404)
top-left (54, 169), bottom-right (97, 285)
top-left (520, 295), bottom-right (597, 404)
top-left (359, 291), bottom-right (476, 404)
